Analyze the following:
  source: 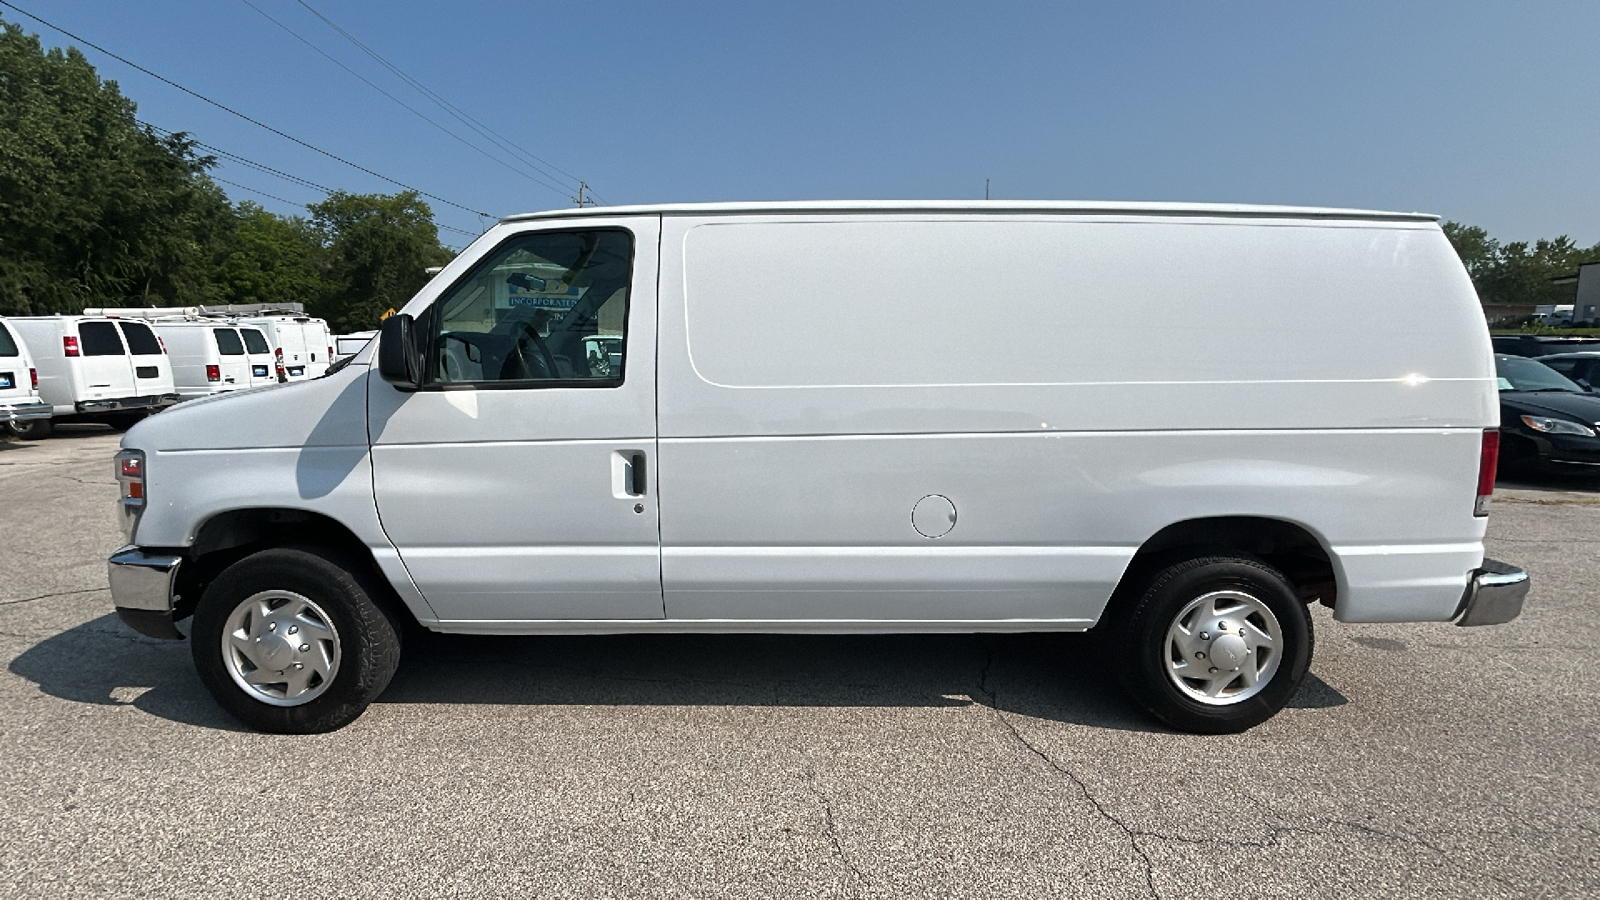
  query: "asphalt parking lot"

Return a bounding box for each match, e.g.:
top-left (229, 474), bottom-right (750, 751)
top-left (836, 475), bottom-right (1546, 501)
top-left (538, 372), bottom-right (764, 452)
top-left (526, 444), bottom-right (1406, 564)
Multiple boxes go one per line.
top-left (2, 427), bottom-right (1597, 899)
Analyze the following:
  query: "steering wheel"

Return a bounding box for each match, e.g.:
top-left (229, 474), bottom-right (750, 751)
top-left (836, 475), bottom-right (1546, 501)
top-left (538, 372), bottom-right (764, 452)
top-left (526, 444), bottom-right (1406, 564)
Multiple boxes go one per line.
top-left (502, 320), bottom-right (557, 381)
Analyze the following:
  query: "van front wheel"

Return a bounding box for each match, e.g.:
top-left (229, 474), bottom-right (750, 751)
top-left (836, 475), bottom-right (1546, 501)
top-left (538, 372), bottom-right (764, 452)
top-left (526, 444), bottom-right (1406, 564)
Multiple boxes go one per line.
top-left (191, 547), bottom-right (402, 734)
top-left (1115, 555), bottom-right (1312, 734)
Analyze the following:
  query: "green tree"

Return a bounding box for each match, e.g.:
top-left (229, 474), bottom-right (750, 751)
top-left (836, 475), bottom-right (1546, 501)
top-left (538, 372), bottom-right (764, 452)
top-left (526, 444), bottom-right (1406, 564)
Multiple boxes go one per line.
top-left (0, 18), bottom-right (232, 314)
top-left (1442, 220), bottom-right (1600, 313)
top-left (216, 202), bottom-right (321, 307)
top-left (1441, 222), bottom-right (1498, 283)
top-left (308, 190), bottom-right (452, 332)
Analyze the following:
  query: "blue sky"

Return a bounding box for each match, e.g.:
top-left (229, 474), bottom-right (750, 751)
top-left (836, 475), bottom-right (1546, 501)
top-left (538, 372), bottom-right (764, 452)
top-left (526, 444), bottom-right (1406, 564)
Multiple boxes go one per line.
top-left (7, 1), bottom-right (1599, 248)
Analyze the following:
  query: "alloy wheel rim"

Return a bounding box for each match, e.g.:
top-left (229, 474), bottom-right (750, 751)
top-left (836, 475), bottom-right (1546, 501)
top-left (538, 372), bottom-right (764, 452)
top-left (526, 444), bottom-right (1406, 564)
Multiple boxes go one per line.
top-left (221, 590), bottom-right (341, 707)
top-left (1163, 589), bottom-right (1283, 706)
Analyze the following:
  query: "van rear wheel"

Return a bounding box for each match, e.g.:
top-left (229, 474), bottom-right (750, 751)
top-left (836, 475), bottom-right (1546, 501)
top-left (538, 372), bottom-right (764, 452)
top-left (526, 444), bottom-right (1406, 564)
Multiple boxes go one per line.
top-left (103, 411), bottom-right (146, 432)
top-left (1114, 555), bottom-right (1312, 734)
top-left (7, 419), bottom-right (52, 440)
top-left (191, 546), bottom-right (402, 733)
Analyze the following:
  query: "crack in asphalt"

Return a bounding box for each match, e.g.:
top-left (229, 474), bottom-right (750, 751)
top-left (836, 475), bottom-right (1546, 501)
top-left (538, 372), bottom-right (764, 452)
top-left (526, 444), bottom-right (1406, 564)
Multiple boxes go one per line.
top-left (973, 644), bottom-right (1520, 898)
top-left (55, 475), bottom-right (115, 486)
top-left (1139, 814), bottom-right (1518, 895)
top-left (0, 587), bottom-right (105, 608)
top-left (974, 644), bottom-right (1161, 900)
top-left (805, 771), bottom-right (868, 898)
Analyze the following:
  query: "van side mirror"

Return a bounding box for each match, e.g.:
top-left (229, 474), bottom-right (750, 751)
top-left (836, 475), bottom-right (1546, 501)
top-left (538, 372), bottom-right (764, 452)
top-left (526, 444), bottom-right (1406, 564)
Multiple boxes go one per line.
top-left (377, 314), bottom-right (424, 390)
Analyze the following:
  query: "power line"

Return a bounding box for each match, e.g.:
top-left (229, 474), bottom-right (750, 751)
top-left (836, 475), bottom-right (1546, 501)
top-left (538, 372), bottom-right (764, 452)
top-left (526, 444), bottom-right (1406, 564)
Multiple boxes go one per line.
top-left (235, 0), bottom-right (573, 200)
top-left (295, 0), bottom-right (596, 202)
top-left (209, 175), bottom-right (310, 210)
top-left (143, 121), bottom-right (482, 240)
top-left (213, 173), bottom-right (479, 240)
top-left (0, 0), bottom-right (494, 218)
top-left (144, 121), bottom-right (339, 194)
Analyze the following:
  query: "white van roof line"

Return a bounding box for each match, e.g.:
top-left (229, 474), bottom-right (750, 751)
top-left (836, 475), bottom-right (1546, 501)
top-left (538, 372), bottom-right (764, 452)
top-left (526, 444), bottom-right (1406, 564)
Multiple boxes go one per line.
top-left (499, 200), bottom-right (1439, 225)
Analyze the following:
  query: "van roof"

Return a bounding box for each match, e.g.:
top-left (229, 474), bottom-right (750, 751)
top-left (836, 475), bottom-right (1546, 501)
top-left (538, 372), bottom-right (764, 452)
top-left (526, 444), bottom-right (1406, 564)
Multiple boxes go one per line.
top-left (499, 200), bottom-right (1439, 225)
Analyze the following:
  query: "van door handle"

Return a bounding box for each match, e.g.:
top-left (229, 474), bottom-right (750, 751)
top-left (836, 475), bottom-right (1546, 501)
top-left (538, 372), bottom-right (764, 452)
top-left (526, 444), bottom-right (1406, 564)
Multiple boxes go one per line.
top-left (612, 450), bottom-right (647, 499)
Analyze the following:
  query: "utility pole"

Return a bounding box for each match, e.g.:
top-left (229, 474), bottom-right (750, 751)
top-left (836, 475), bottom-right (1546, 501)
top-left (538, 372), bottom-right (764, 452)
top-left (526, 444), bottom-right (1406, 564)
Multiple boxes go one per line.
top-left (573, 182), bottom-right (591, 208)
top-left (985, 178), bottom-right (990, 201)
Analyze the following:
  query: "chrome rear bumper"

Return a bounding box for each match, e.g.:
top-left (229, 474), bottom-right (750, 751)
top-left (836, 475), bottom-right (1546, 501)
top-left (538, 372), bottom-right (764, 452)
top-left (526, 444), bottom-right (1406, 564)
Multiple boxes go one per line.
top-left (1455, 558), bottom-right (1529, 627)
top-left (0, 399), bottom-right (52, 423)
top-left (75, 394), bottom-right (180, 413)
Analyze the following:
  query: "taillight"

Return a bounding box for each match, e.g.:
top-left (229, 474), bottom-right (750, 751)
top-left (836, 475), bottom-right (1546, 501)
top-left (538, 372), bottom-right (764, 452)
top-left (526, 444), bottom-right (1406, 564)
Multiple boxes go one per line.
top-left (64, 335), bottom-right (80, 357)
top-left (274, 347), bottom-right (286, 380)
top-left (116, 449), bottom-right (146, 503)
top-left (115, 449), bottom-right (145, 542)
top-left (157, 335), bottom-right (168, 354)
top-left (205, 364), bottom-right (221, 382)
top-left (29, 368), bottom-right (37, 389)
top-left (327, 345), bottom-right (334, 360)
top-left (1475, 430), bottom-right (1499, 517)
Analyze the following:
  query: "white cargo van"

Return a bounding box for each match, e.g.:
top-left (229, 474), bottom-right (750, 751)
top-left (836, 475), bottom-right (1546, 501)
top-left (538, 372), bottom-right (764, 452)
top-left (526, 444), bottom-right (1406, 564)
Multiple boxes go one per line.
top-left (0, 318), bottom-right (52, 432)
top-left (333, 330), bottom-right (377, 363)
top-left (106, 201), bottom-right (1528, 735)
top-left (237, 326), bottom-right (277, 387)
top-left (240, 315), bottom-right (333, 382)
top-left (152, 322), bottom-right (259, 399)
top-left (7, 316), bottom-right (177, 438)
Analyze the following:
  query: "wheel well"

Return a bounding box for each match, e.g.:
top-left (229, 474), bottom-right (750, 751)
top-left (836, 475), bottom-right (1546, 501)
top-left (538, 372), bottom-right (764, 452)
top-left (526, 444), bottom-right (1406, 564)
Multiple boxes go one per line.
top-left (1112, 516), bottom-right (1337, 613)
top-left (173, 508), bottom-right (412, 625)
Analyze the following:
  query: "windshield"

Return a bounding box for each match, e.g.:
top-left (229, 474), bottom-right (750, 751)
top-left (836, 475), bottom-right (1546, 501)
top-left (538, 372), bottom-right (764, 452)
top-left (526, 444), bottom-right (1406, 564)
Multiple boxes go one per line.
top-left (1496, 354), bottom-right (1583, 392)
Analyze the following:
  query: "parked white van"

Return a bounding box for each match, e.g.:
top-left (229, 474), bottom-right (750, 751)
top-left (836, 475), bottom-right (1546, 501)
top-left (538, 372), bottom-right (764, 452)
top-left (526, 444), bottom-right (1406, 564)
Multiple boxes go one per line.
top-left (333, 330), bottom-right (377, 363)
top-left (0, 318), bottom-right (52, 431)
top-left (152, 322), bottom-right (262, 399)
top-left (239, 315), bottom-right (333, 382)
top-left (85, 309), bottom-right (282, 390)
top-left (236, 325), bottom-right (277, 387)
top-left (8, 316), bottom-right (177, 438)
top-left (106, 201), bottom-right (1528, 734)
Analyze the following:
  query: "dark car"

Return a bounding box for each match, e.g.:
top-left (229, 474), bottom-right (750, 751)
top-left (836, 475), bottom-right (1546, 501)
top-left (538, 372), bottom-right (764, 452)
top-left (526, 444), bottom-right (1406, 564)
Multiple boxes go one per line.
top-left (1495, 354), bottom-right (1600, 473)
top-left (1535, 351), bottom-right (1600, 393)
top-left (1491, 334), bottom-right (1600, 358)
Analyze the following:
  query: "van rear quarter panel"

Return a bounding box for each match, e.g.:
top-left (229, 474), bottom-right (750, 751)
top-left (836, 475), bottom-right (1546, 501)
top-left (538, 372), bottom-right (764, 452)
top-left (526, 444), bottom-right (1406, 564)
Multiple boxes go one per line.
top-left (656, 214), bottom-right (1495, 625)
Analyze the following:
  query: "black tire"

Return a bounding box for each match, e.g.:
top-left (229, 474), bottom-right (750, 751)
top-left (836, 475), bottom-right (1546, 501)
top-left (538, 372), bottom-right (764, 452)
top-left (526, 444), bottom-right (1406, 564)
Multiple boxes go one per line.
top-left (103, 411), bottom-right (146, 432)
top-left (191, 546), bottom-right (402, 733)
top-left (1113, 555), bottom-right (1312, 734)
top-left (8, 418), bottom-right (52, 440)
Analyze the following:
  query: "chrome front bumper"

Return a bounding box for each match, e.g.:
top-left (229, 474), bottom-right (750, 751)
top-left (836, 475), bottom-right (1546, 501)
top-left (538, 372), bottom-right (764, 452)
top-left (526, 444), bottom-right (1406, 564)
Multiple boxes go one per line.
top-left (108, 545), bottom-right (185, 640)
top-left (0, 399), bottom-right (52, 423)
top-left (1455, 558), bottom-right (1529, 627)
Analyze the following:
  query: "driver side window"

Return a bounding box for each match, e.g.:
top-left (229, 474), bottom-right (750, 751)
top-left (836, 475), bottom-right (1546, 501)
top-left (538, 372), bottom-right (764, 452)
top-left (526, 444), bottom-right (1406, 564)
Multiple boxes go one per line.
top-left (430, 229), bottom-right (632, 386)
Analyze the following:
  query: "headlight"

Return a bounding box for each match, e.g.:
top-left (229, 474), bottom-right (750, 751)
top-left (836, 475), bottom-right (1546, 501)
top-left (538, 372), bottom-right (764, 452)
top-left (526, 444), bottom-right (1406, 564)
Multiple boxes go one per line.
top-left (1520, 415), bottom-right (1597, 437)
top-left (114, 449), bottom-right (146, 542)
